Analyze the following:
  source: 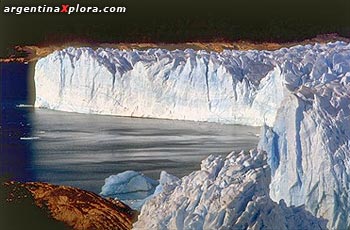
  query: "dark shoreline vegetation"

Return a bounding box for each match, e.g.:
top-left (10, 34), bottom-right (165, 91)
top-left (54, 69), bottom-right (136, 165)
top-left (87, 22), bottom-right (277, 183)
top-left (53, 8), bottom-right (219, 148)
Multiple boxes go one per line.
top-left (1, 34), bottom-right (350, 63)
top-left (1, 0), bottom-right (350, 58)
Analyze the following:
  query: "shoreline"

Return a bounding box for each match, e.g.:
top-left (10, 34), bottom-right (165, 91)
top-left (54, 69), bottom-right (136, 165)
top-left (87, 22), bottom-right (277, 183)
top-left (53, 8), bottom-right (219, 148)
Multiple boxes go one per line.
top-left (1, 180), bottom-right (137, 230)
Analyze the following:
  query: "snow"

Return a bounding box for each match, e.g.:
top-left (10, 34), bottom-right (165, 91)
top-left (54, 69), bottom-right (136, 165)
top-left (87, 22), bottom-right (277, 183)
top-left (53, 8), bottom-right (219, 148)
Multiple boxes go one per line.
top-left (35, 42), bottom-right (350, 229)
top-left (134, 150), bottom-right (327, 230)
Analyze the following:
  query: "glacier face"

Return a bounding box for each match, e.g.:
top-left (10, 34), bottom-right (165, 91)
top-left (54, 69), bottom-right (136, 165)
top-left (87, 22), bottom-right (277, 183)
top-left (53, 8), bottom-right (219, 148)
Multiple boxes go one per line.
top-left (34, 47), bottom-right (286, 126)
top-left (134, 150), bottom-right (327, 230)
top-left (34, 42), bottom-right (350, 229)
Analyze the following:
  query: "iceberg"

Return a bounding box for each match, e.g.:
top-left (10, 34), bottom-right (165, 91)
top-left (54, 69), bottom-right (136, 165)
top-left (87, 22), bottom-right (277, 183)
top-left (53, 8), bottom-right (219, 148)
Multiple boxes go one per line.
top-left (134, 150), bottom-right (327, 230)
top-left (100, 170), bottom-right (180, 210)
top-left (100, 170), bottom-right (158, 209)
top-left (35, 42), bottom-right (350, 229)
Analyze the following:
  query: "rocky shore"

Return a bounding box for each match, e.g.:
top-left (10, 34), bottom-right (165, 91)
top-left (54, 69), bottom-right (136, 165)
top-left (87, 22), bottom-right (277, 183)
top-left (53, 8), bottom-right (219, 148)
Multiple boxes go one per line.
top-left (1, 181), bottom-right (137, 230)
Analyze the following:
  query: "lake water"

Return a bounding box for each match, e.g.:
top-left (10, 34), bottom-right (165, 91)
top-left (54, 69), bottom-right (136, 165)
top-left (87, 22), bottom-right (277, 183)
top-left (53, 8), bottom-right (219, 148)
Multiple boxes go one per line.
top-left (1, 63), bottom-right (260, 194)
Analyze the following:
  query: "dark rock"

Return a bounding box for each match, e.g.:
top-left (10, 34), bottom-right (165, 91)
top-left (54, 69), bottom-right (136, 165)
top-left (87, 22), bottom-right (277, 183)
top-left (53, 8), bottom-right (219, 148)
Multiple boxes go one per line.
top-left (1, 181), bottom-right (137, 230)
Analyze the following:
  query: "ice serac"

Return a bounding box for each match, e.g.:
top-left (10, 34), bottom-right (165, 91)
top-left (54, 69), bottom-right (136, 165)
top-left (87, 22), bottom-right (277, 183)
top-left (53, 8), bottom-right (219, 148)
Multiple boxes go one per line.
top-left (153, 171), bottom-right (180, 196)
top-left (134, 150), bottom-right (327, 230)
top-left (260, 67), bottom-right (350, 228)
top-left (34, 47), bottom-right (285, 126)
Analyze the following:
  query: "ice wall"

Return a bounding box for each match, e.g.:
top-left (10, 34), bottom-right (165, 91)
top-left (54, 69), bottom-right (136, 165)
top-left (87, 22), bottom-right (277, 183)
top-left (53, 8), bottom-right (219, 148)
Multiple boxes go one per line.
top-left (34, 47), bottom-right (285, 126)
top-left (259, 78), bottom-right (350, 229)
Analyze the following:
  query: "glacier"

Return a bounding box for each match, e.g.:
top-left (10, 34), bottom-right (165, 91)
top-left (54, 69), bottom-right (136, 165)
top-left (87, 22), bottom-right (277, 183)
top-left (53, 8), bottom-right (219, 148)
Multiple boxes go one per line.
top-left (34, 46), bottom-right (285, 126)
top-left (34, 42), bottom-right (350, 229)
top-left (259, 78), bottom-right (350, 228)
top-left (134, 150), bottom-right (327, 230)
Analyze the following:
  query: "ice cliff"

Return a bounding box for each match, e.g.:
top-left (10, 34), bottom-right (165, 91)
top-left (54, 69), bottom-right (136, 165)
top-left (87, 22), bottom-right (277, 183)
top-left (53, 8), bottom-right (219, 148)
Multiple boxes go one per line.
top-left (34, 47), bottom-right (285, 126)
top-left (35, 42), bottom-right (350, 229)
top-left (134, 150), bottom-right (327, 229)
top-left (259, 68), bottom-right (350, 228)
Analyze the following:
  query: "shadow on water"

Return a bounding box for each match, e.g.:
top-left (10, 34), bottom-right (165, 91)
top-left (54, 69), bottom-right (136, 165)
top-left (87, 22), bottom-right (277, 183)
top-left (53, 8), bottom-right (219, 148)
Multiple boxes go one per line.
top-left (0, 62), bottom-right (36, 182)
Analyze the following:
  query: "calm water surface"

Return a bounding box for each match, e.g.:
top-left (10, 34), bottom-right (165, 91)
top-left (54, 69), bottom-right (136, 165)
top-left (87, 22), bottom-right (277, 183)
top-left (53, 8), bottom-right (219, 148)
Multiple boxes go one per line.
top-left (30, 109), bottom-right (260, 193)
top-left (1, 63), bottom-right (260, 194)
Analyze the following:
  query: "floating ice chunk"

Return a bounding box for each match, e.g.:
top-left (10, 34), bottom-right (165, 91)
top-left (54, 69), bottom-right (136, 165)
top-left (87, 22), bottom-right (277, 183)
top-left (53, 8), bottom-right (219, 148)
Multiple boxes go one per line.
top-left (16, 104), bottom-right (34, 108)
top-left (100, 170), bottom-right (158, 201)
top-left (100, 170), bottom-right (179, 210)
top-left (20, 137), bottom-right (40, 140)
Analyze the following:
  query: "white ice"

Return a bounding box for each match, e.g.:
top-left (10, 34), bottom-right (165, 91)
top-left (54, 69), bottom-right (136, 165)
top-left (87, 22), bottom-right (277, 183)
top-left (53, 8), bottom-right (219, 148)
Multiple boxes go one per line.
top-left (134, 150), bottom-right (327, 230)
top-left (35, 42), bottom-right (350, 229)
top-left (34, 46), bottom-right (285, 126)
top-left (100, 170), bottom-right (158, 209)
